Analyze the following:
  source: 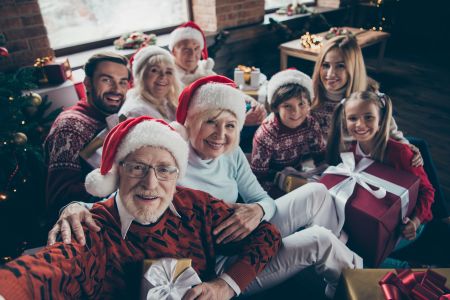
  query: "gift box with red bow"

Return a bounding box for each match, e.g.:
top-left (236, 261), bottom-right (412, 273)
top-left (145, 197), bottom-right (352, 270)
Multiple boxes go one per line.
top-left (379, 269), bottom-right (450, 300)
top-left (336, 268), bottom-right (450, 300)
top-left (319, 152), bottom-right (420, 267)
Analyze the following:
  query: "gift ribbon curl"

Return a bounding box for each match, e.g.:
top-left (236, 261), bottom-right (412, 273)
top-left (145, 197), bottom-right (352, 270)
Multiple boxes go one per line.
top-left (143, 258), bottom-right (202, 300)
top-left (379, 269), bottom-right (450, 300)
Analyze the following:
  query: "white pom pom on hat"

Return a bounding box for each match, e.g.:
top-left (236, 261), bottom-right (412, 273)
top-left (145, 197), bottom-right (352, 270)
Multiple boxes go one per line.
top-left (267, 68), bottom-right (314, 105)
top-left (85, 116), bottom-right (189, 198)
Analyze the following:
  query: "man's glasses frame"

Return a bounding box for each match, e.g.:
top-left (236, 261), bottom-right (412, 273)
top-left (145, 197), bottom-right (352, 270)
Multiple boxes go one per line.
top-left (120, 161), bottom-right (179, 181)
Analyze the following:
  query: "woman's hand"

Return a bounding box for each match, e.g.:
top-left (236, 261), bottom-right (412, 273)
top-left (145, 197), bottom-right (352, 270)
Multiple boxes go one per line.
top-left (213, 203), bottom-right (264, 244)
top-left (408, 144), bottom-right (423, 167)
top-left (182, 278), bottom-right (235, 300)
top-left (244, 101), bottom-right (266, 126)
top-left (47, 203), bottom-right (100, 246)
top-left (401, 216), bottom-right (421, 240)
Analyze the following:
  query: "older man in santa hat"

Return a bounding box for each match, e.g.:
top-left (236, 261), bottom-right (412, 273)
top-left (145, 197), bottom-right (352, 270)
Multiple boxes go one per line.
top-left (169, 21), bottom-right (215, 88)
top-left (169, 21), bottom-right (266, 151)
top-left (0, 116), bottom-right (281, 300)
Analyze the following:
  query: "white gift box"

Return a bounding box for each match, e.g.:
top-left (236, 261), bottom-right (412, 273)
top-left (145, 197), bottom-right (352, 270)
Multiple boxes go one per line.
top-left (234, 67), bottom-right (261, 89)
top-left (141, 258), bottom-right (202, 300)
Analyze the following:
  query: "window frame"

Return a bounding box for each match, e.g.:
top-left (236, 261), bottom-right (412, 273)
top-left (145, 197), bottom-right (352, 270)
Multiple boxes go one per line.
top-left (50, 0), bottom-right (192, 57)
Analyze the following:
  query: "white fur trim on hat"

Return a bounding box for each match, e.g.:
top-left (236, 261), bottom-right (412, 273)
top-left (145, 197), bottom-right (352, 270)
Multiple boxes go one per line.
top-left (115, 120), bottom-right (188, 177)
top-left (267, 69), bottom-right (314, 105)
top-left (132, 46), bottom-right (173, 78)
top-left (169, 27), bottom-right (204, 51)
top-left (85, 120), bottom-right (188, 198)
top-left (187, 83), bottom-right (247, 130)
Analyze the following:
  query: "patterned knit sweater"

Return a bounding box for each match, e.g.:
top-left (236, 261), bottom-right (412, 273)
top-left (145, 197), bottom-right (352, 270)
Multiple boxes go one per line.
top-left (311, 100), bottom-right (339, 141)
top-left (44, 101), bottom-right (107, 217)
top-left (250, 113), bottom-right (325, 185)
top-left (0, 187), bottom-right (281, 299)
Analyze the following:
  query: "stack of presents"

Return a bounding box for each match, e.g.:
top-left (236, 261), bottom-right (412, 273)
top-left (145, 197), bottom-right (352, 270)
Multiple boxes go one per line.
top-left (321, 152), bottom-right (449, 299)
top-left (32, 56), bottom-right (86, 115)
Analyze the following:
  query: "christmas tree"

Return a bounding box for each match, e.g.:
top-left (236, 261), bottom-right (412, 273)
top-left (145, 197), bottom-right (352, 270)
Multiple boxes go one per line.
top-left (0, 44), bottom-right (62, 261)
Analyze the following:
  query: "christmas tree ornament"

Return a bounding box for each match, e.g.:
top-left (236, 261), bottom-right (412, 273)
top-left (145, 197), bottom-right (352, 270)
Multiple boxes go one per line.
top-left (13, 132), bottom-right (27, 145)
top-left (30, 92), bottom-right (42, 106)
top-left (1, 65), bottom-right (62, 260)
top-left (0, 47), bottom-right (8, 57)
top-left (0, 192), bottom-right (7, 201)
top-left (23, 106), bottom-right (38, 117)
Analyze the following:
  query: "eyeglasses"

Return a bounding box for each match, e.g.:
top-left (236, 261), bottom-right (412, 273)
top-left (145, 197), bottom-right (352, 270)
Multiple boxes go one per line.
top-left (120, 162), bottom-right (179, 181)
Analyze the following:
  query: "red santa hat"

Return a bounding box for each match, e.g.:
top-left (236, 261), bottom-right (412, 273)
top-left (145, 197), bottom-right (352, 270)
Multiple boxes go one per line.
top-left (130, 45), bottom-right (174, 79)
top-left (85, 116), bottom-right (188, 197)
top-left (172, 75), bottom-right (246, 138)
top-left (169, 21), bottom-right (208, 60)
top-left (267, 68), bottom-right (314, 105)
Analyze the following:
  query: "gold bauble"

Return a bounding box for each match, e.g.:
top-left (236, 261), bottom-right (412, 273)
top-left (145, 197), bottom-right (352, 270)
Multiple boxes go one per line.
top-left (13, 132), bottom-right (28, 145)
top-left (30, 92), bottom-right (42, 106)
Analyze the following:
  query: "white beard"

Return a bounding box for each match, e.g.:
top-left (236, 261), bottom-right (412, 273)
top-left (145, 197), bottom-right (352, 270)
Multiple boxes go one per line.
top-left (124, 199), bottom-right (171, 225)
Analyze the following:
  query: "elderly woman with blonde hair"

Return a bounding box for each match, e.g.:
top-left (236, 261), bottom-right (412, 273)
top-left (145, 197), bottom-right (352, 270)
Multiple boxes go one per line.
top-left (121, 45), bottom-right (181, 121)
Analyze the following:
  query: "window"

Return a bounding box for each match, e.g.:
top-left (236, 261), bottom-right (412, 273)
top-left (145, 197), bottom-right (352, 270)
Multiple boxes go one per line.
top-left (265, 0), bottom-right (315, 11)
top-left (38, 0), bottom-right (189, 52)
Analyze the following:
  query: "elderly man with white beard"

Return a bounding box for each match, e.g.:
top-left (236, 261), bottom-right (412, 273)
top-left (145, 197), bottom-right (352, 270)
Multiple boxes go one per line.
top-left (0, 116), bottom-right (281, 300)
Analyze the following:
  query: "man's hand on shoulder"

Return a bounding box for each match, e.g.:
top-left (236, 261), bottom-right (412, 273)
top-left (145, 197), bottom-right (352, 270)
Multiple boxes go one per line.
top-left (47, 202), bottom-right (100, 246)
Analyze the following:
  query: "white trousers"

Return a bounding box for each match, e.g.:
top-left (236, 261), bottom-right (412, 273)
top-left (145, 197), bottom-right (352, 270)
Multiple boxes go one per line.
top-left (219, 183), bottom-right (363, 298)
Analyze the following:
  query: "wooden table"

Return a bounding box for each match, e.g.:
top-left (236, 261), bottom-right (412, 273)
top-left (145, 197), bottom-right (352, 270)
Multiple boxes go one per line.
top-left (279, 27), bottom-right (390, 72)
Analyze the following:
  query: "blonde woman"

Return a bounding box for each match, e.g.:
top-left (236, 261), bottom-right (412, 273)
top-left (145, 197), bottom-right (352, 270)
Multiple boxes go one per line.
top-left (121, 45), bottom-right (181, 121)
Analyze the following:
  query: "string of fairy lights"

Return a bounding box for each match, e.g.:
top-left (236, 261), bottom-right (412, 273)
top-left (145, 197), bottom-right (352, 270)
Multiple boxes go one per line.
top-left (0, 92), bottom-right (42, 202)
top-left (299, 0), bottom-right (397, 49)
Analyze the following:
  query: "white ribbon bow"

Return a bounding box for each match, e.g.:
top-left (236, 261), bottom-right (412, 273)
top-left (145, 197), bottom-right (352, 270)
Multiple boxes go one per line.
top-left (143, 258), bottom-right (202, 300)
top-left (323, 152), bottom-right (387, 232)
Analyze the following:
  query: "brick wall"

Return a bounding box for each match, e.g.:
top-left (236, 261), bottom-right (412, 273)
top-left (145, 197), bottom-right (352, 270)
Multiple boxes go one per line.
top-left (192, 0), bottom-right (265, 32)
top-left (0, 0), bottom-right (54, 72)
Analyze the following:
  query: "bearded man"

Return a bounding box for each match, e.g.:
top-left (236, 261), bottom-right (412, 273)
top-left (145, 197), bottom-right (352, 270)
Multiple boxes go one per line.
top-left (0, 117), bottom-right (281, 299)
top-left (44, 52), bottom-right (130, 219)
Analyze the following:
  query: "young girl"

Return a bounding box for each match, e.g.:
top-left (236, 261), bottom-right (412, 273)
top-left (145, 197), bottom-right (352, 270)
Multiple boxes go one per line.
top-left (251, 69), bottom-right (325, 190)
top-left (311, 35), bottom-right (407, 144)
top-left (326, 91), bottom-right (435, 259)
top-left (313, 34), bottom-right (449, 222)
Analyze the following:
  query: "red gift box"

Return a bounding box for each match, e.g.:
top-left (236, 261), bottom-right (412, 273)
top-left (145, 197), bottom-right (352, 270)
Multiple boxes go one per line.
top-left (320, 152), bottom-right (420, 267)
top-left (34, 57), bottom-right (71, 85)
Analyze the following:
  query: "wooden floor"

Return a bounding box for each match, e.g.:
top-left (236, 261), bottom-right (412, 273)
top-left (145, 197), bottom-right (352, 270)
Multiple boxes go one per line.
top-left (366, 52), bottom-right (450, 202)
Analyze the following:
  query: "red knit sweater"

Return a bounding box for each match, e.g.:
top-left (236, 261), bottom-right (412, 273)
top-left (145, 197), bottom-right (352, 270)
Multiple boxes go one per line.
top-left (251, 114), bottom-right (325, 185)
top-left (0, 187), bottom-right (281, 299)
top-left (44, 100), bottom-right (107, 217)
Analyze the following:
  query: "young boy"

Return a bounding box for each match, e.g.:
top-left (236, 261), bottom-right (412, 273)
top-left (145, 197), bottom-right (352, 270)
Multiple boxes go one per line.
top-left (251, 69), bottom-right (325, 190)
